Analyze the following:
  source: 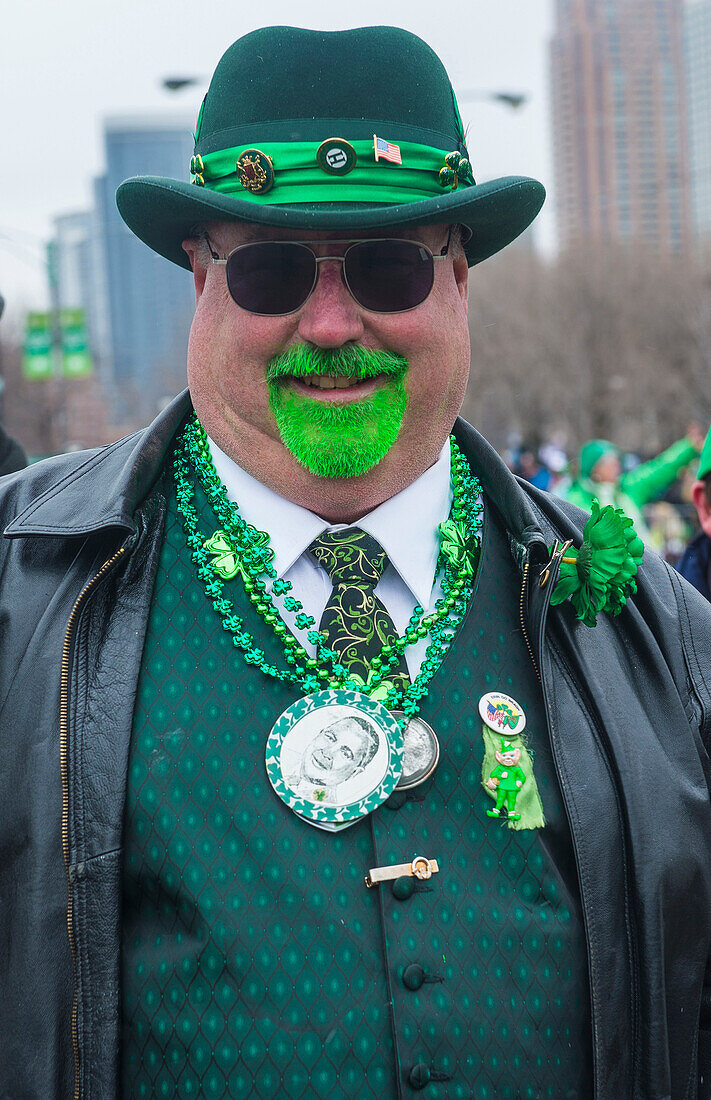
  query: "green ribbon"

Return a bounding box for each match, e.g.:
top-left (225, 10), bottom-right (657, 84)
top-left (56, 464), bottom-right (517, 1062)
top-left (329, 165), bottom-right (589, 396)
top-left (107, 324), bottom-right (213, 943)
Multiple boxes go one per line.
top-left (191, 138), bottom-right (475, 204)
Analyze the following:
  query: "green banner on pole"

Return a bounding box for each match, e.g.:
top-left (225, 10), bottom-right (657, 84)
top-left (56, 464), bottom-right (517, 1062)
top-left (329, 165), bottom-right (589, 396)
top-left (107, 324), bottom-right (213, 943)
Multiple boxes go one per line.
top-left (22, 311), bottom-right (55, 381)
top-left (59, 308), bottom-right (92, 378)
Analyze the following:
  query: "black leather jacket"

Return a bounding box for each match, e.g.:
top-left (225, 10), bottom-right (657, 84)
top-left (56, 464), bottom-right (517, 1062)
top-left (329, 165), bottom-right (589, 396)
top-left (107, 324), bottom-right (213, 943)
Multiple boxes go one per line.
top-left (1, 391), bottom-right (711, 1100)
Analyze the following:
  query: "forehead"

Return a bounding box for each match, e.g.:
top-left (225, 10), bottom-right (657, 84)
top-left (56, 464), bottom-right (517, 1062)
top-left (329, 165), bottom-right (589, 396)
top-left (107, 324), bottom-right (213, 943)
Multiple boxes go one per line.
top-left (327, 718), bottom-right (365, 739)
top-left (205, 219), bottom-right (449, 249)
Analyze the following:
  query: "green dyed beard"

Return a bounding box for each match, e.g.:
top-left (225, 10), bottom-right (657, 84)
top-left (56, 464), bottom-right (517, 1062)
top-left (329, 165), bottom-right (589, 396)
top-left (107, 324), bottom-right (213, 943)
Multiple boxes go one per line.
top-left (266, 345), bottom-right (408, 479)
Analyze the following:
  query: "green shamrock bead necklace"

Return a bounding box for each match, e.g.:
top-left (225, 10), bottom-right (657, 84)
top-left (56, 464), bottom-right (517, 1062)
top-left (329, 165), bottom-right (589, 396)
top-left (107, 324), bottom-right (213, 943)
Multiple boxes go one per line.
top-left (172, 413), bottom-right (484, 731)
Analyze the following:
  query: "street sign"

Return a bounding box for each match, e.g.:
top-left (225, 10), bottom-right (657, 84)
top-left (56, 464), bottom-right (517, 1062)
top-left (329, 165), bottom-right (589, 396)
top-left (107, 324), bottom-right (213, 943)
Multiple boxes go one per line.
top-left (22, 312), bottom-right (55, 381)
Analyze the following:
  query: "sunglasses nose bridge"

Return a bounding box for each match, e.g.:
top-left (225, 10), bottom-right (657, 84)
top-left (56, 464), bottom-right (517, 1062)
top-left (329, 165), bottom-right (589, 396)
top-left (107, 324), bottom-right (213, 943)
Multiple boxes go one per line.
top-left (312, 253), bottom-right (346, 268)
top-left (310, 252), bottom-right (351, 300)
top-left (296, 249), bottom-right (365, 343)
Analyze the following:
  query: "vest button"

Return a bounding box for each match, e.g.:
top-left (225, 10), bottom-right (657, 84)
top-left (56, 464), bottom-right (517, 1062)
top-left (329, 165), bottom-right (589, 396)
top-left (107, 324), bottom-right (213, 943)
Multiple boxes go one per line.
top-left (391, 875), bottom-right (415, 900)
top-left (402, 963), bottom-right (425, 991)
top-left (408, 1063), bottom-right (431, 1089)
top-left (384, 791), bottom-right (406, 810)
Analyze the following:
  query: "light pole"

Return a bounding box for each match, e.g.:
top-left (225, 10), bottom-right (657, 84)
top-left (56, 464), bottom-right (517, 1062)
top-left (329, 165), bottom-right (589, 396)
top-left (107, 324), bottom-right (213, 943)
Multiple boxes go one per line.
top-left (161, 77), bottom-right (204, 93)
top-left (458, 90), bottom-right (528, 111)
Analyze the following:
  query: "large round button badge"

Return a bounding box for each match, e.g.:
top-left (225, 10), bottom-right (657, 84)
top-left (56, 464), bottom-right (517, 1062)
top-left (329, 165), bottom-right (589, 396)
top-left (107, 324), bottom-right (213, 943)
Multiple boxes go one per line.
top-left (316, 138), bottom-right (357, 176)
top-left (266, 689), bottom-right (403, 828)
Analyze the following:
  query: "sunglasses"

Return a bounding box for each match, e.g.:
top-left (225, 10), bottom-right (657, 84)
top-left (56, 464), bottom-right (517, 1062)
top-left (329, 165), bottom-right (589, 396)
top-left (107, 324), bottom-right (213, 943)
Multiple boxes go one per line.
top-left (206, 230), bottom-right (453, 316)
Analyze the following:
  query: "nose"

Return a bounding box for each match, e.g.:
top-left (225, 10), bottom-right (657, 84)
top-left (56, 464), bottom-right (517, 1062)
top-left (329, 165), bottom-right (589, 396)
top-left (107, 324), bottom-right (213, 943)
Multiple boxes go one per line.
top-left (296, 257), bottom-right (365, 348)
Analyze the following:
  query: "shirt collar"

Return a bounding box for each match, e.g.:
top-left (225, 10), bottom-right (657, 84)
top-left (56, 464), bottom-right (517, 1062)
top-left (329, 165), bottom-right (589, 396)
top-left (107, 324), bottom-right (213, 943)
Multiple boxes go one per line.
top-left (207, 438), bottom-right (452, 607)
top-left (208, 439), bottom-right (330, 577)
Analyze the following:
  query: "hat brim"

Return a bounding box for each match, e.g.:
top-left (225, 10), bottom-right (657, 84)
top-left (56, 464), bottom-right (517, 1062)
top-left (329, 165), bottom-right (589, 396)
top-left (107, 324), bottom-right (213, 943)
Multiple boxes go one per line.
top-left (116, 174), bottom-right (545, 269)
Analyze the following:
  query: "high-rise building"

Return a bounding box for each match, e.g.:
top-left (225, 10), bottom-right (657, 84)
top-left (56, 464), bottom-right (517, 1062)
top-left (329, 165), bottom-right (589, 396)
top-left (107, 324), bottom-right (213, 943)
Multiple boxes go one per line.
top-left (550, 0), bottom-right (691, 254)
top-left (98, 115), bottom-right (195, 406)
top-left (686, 0), bottom-right (711, 241)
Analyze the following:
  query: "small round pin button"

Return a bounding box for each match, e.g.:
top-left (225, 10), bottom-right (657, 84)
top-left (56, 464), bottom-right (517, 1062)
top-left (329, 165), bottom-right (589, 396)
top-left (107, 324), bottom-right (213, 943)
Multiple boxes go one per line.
top-left (316, 137), bottom-right (357, 176)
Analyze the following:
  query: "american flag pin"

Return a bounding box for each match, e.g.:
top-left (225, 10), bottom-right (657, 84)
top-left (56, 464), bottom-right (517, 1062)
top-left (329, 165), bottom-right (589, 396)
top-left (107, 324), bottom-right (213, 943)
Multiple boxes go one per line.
top-left (373, 134), bottom-right (402, 165)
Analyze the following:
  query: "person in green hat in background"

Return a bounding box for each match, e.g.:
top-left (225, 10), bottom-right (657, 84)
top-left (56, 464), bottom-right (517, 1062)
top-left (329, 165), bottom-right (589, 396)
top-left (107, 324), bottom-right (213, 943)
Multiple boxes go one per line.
top-left (560, 426), bottom-right (704, 542)
top-left (1, 25), bottom-right (711, 1100)
top-left (678, 425), bottom-right (711, 600)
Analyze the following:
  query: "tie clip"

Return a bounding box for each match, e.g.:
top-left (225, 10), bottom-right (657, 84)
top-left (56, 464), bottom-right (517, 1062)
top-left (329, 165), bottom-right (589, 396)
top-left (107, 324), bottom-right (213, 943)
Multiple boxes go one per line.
top-left (365, 855), bottom-right (439, 888)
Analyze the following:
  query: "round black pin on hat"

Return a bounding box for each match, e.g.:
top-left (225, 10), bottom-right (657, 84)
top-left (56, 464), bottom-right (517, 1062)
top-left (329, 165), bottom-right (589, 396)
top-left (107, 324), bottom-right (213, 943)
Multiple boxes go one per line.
top-left (316, 138), bottom-right (357, 176)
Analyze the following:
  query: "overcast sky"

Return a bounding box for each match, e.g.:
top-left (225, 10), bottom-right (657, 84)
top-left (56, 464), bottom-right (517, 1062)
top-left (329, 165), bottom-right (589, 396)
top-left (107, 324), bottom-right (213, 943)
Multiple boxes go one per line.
top-left (1, 0), bottom-right (555, 321)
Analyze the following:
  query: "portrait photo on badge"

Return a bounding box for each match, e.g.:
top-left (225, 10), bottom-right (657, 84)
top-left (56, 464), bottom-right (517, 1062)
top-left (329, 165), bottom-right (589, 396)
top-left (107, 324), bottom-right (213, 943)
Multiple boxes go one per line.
top-left (279, 705), bottom-right (388, 807)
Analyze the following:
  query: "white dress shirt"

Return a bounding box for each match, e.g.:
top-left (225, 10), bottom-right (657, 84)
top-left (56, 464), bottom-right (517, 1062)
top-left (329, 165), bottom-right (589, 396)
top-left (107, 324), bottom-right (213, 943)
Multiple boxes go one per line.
top-left (208, 438), bottom-right (453, 678)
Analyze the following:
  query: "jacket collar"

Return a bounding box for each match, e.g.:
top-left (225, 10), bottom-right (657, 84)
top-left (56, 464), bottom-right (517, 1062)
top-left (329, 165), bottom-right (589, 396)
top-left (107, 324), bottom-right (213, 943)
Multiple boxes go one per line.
top-left (452, 418), bottom-right (552, 571)
top-left (4, 392), bottom-right (192, 538)
top-left (5, 389), bottom-right (553, 572)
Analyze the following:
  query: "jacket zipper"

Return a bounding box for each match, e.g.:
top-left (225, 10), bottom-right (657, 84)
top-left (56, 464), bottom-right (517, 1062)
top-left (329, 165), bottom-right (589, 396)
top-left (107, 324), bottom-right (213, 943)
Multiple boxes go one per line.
top-left (520, 539), bottom-right (573, 686)
top-left (519, 560), bottom-right (542, 683)
top-left (60, 546), bottom-right (126, 1100)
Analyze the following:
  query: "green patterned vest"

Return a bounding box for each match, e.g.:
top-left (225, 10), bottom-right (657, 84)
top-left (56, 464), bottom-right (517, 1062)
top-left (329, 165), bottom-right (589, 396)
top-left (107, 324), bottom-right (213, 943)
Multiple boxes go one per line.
top-left (121, 472), bottom-right (592, 1098)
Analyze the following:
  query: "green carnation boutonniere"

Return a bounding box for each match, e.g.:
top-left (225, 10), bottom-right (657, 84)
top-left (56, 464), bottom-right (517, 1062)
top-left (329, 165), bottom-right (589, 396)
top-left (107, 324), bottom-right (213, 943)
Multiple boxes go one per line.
top-left (550, 500), bottom-right (644, 627)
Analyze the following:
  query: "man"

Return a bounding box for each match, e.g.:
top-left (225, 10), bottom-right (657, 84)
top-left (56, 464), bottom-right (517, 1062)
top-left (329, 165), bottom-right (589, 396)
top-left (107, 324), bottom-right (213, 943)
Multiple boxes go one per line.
top-left (561, 429), bottom-right (704, 542)
top-left (678, 426), bottom-right (711, 600)
top-left (288, 715), bottom-right (380, 801)
top-left (1, 26), bottom-right (710, 1100)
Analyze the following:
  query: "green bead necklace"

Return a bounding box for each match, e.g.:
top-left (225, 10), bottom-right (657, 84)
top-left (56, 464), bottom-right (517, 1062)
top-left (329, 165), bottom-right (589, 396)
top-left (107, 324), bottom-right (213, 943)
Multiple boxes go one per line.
top-left (173, 414), bottom-right (483, 727)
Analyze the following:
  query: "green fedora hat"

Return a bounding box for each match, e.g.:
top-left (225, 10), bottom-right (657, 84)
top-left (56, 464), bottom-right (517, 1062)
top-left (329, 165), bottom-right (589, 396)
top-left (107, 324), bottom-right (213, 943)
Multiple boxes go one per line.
top-left (116, 25), bottom-right (545, 270)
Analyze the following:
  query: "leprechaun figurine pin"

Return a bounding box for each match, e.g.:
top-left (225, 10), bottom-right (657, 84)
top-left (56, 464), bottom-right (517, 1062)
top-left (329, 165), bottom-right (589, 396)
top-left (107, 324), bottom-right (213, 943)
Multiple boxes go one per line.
top-left (486, 738), bottom-right (526, 820)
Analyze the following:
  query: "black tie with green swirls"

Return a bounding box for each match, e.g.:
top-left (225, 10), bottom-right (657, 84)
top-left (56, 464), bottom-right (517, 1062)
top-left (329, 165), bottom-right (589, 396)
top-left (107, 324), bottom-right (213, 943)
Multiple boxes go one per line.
top-left (309, 528), bottom-right (410, 698)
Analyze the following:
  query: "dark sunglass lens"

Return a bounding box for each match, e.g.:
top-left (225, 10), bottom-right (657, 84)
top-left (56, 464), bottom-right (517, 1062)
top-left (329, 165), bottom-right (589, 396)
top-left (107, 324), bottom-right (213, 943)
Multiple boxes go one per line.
top-left (225, 243), bottom-right (316, 314)
top-left (344, 239), bottom-right (434, 312)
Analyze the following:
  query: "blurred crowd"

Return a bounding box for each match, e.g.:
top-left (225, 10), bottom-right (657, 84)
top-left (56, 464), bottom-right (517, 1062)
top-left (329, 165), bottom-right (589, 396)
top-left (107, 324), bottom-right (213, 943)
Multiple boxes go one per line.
top-left (506, 423), bottom-right (710, 572)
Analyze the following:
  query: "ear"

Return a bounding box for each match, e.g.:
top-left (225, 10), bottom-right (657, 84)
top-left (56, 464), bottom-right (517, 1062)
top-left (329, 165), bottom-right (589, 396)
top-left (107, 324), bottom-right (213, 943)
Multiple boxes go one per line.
top-left (452, 251), bottom-right (469, 310)
top-left (182, 238), bottom-right (208, 301)
top-left (692, 480), bottom-right (711, 539)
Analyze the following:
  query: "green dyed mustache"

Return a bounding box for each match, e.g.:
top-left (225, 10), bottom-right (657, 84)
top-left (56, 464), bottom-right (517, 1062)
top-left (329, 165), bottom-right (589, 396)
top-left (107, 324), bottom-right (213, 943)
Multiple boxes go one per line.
top-left (265, 343), bottom-right (408, 382)
top-left (266, 343), bottom-right (410, 478)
